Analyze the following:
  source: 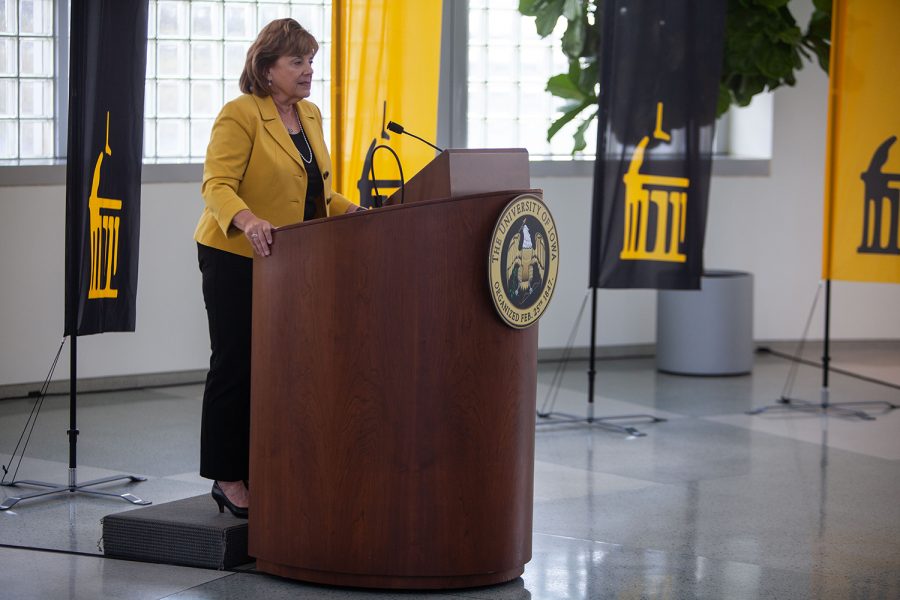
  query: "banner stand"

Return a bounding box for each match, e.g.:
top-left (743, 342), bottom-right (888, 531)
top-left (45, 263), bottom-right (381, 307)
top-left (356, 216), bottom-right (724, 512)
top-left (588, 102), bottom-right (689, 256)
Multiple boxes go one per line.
top-left (0, 121), bottom-right (150, 511)
top-left (749, 1), bottom-right (900, 421)
top-left (1, 196), bottom-right (151, 510)
top-left (747, 280), bottom-right (898, 421)
top-left (0, 1), bottom-right (151, 512)
top-left (536, 288), bottom-right (666, 437)
top-left (572, 0), bottom-right (724, 437)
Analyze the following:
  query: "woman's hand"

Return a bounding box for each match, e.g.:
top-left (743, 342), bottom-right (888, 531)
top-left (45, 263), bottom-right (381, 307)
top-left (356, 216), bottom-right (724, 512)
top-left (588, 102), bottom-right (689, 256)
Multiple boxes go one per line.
top-left (232, 209), bottom-right (274, 257)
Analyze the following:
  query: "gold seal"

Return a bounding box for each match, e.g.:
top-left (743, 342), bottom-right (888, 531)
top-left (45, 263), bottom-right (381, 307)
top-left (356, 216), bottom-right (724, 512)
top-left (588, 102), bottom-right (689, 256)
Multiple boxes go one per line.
top-left (488, 194), bottom-right (559, 329)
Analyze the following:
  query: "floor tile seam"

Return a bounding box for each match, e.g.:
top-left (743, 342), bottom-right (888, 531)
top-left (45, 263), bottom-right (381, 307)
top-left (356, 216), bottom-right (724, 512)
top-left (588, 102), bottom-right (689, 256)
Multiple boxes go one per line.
top-left (1, 541), bottom-right (237, 583)
top-left (209, 572), bottom-right (472, 600)
top-left (531, 473), bottom-right (670, 492)
top-left (533, 459), bottom-right (749, 487)
top-left (534, 389), bottom-right (689, 409)
top-left (0, 542), bottom-right (102, 559)
top-left (161, 473), bottom-right (208, 481)
top-left (0, 469), bottom-right (192, 483)
top-left (157, 572), bottom-right (237, 600)
top-left (759, 349), bottom-right (900, 390)
top-left (217, 571), bottom-right (474, 600)
top-left (529, 530), bottom-right (829, 580)
top-left (697, 414), bottom-right (900, 462)
top-left (0, 456), bottom-right (210, 480)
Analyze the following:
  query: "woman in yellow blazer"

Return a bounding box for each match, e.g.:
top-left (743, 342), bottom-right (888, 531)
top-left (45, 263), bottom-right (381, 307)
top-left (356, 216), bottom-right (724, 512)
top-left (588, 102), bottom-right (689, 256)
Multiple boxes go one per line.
top-left (195, 18), bottom-right (359, 518)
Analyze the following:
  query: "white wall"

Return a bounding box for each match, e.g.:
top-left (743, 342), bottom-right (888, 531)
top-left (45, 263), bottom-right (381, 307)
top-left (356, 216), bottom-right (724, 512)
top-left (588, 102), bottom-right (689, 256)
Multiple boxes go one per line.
top-left (2, 55), bottom-right (899, 388)
top-left (0, 182), bottom-right (210, 386)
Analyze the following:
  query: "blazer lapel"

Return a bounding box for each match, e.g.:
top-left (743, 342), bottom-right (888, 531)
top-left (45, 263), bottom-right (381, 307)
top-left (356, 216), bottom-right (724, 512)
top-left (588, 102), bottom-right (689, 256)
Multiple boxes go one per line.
top-left (254, 95), bottom-right (306, 170)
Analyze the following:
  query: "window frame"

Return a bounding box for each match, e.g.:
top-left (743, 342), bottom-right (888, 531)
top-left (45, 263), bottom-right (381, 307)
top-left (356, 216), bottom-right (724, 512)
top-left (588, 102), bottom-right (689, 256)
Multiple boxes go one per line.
top-left (0, 0), bottom-right (62, 160)
top-left (440, 0), bottom-right (769, 178)
top-left (0, 0), bottom-right (769, 186)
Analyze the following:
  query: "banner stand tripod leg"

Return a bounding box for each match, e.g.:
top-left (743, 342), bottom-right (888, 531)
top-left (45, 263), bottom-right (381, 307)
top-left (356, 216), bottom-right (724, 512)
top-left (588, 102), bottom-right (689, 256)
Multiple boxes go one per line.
top-left (0, 335), bottom-right (151, 512)
top-left (748, 280), bottom-right (898, 421)
top-left (0, 475), bottom-right (151, 512)
top-left (537, 288), bottom-right (666, 437)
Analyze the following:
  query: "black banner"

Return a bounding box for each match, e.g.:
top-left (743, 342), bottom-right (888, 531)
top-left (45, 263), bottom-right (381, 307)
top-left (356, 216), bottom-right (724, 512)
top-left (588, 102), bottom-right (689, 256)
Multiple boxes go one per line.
top-left (64, 1), bottom-right (149, 335)
top-left (589, 1), bottom-right (726, 289)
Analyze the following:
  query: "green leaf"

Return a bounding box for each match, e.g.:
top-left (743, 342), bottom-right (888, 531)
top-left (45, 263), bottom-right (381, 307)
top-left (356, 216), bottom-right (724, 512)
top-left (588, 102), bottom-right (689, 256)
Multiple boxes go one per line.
top-left (804, 38), bottom-right (830, 72)
top-left (580, 16), bottom-right (601, 59)
top-left (718, 0), bottom-right (830, 118)
top-left (535, 0), bottom-right (566, 37)
top-left (754, 45), bottom-right (793, 79)
top-left (546, 72), bottom-right (587, 102)
top-left (734, 75), bottom-right (767, 105)
top-left (561, 16), bottom-right (586, 58)
top-left (571, 109), bottom-right (598, 153)
top-left (804, 9), bottom-right (831, 72)
top-left (775, 26), bottom-right (802, 45)
top-left (577, 61), bottom-right (599, 97)
top-left (556, 100), bottom-right (588, 116)
top-left (518, 0), bottom-right (543, 17)
top-left (567, 58), bottom-right (581, 81)
top-left (547, 98), bottom-right (593, 141)
top-left (806, 10), bottom-right (831, 39)
top-left (562, 0), bottom-right (581, 21)
top-left (715, 84), bottom-right (732, 119)
top-left (756, 0), bottom-right (789, 8)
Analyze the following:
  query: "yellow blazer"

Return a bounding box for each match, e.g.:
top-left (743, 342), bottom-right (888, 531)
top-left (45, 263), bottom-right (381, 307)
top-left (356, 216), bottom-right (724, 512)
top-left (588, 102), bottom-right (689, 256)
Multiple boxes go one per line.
top-left (194, 94), bottom-right (353, 257)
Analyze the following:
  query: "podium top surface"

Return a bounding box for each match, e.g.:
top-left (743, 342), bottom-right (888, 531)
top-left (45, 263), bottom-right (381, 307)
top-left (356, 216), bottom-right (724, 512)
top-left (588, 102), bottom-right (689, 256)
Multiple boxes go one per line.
top-left (387, 148), bottom-right (530, 205)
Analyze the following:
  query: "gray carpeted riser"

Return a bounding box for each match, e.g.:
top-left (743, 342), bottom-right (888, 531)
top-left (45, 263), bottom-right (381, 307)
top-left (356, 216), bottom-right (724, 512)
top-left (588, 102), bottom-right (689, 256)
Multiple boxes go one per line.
top-left (102, 494), bottom-right (249, 569)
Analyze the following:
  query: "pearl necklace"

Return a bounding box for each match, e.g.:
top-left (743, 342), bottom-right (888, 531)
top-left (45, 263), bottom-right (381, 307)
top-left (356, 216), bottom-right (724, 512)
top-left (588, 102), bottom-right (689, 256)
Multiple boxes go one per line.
top-left (285, 108), bottom-right (313, 164)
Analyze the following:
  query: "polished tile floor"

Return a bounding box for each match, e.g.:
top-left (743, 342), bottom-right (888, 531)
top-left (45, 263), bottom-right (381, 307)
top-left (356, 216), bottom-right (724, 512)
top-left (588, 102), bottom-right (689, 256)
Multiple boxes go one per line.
top-left (1, 343), bottom-right (898, 599)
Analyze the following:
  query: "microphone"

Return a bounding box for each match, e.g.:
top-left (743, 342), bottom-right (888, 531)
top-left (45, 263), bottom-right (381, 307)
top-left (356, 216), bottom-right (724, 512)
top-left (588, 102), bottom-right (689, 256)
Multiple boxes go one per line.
top-left (386, 121), bottom-right (444, 153)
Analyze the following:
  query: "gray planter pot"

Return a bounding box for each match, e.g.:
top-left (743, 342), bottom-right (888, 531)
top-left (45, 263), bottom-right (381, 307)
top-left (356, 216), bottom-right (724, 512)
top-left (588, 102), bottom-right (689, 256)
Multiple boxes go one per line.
top-left (656, 270), bottom-right (754, 375)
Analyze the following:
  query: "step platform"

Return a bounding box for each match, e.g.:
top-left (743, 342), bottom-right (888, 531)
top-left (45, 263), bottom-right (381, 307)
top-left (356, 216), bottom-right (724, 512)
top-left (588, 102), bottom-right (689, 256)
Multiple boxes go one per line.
top-left (102, 494), bottom-right (250, 569)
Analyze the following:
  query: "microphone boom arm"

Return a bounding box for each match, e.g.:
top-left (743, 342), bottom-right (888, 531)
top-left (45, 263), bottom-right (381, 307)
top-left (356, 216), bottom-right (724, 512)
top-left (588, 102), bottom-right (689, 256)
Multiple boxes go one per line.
top-left (386, 121), bottom-right (444, 153)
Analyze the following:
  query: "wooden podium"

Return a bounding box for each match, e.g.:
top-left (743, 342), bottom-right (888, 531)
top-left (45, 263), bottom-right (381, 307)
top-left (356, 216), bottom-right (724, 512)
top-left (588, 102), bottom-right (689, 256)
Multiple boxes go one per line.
top-left (249, 149), bottom-right (539, 589)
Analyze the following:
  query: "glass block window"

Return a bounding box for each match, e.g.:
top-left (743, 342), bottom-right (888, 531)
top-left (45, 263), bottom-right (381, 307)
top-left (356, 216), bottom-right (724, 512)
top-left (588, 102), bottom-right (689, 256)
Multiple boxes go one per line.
top-left (145, 0), bottom-right (332, 162)
top-left (0, 0), bottom-right (55, 160)
top-left (467, 0), bottom-right (594, 160)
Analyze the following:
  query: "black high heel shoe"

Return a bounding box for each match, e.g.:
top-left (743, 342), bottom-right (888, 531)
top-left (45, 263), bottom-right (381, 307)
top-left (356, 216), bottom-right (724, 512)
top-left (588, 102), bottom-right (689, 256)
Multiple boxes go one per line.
top-left (211, 481), bottom-right (249, 519)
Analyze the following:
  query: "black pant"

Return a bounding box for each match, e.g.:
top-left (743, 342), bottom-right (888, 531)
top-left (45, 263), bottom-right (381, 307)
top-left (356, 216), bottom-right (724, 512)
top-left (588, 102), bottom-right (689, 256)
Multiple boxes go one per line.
top-left (197, 243), bottom-right (252, 481)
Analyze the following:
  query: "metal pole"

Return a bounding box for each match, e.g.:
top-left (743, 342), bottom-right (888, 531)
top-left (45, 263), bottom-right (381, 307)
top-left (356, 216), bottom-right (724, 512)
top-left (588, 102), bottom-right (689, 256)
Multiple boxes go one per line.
top-left (67, 72), bottom-right (80, 485)
top-left (68, 333), bottom-right (77, 488)
top-left (587, 287), bottom-right (597, 422)
top-left (821, 279), bottom-right (831, 408)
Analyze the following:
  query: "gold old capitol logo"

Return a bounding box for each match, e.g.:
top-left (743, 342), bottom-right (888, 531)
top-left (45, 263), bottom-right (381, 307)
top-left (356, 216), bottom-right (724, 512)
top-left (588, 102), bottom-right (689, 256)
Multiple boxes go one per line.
top-left (88, 111), bottom-right (123, 299)
top-left (488, 194), bottom-right (559, 329)
top-left (621, 102), bottom-right (689, 263)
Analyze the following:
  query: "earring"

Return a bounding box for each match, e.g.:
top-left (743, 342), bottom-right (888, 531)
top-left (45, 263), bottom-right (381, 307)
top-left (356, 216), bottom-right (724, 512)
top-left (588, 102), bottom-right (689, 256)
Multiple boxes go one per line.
top-left (267, 78), bottom-right (272, 87)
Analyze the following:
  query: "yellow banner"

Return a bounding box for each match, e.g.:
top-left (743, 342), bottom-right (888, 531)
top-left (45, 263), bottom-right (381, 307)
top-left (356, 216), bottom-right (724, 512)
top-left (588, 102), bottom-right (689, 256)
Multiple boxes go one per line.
top-left (823, 0), bottom-right (900, 283)
top-left (331, 0), bottom-right (442, 203)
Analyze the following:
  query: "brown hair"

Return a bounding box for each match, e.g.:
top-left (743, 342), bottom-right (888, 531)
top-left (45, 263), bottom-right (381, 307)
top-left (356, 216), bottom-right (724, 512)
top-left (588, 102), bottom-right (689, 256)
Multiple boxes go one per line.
top-left (239, 18), bottom-right (319, 96)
